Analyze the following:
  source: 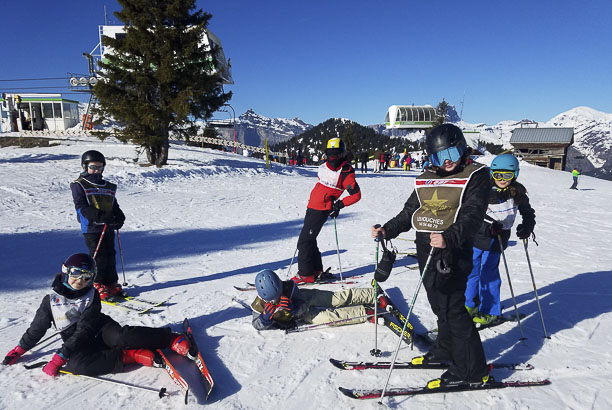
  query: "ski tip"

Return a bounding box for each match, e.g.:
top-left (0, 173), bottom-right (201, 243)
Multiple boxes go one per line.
top-left (329, 358), bottom-right (345, 370)
top-left (338, 386), bottom-right (358, 398)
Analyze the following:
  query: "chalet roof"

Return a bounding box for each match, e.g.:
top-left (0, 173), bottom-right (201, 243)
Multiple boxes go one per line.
top-left (510, 127), bottom-right (574, 144)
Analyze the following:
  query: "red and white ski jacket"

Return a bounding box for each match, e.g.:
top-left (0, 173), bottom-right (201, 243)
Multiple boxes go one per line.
top-left (307, 161), bottom-right (361, 211)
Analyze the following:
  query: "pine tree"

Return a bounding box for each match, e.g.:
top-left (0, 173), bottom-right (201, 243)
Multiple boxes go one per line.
top-left (93, 0), bottom-right (231, 167)
top-left (434, 99), bottom-right (449, 126)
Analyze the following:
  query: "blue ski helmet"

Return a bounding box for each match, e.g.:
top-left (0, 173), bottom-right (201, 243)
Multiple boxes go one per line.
top-left (491, 154), bottom-right (519, 178)
top-left (255, 269), bottom-right (282, 302)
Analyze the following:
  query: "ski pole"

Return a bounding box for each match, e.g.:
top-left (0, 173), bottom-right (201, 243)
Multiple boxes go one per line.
top-left (498, 234), bottom-right (526, 340)
top-left (378, 246), bottom-right (436, 404)
top-left (92, 224), bottom-right (108, 259)
top-left (116, 229), bottom-right (128, 286)
top-left (371, 229), bottom-right (382, 357)
top-left (285, 311), bottom-right (392, 334)
top-left (24, 362), bottom-right (168, 398)
top-left (286, 244), bottom-right (298, 279)
top-left (333, 217), bottom-right (344, 288)
top-left (523, 238), bottom-right (550, 339)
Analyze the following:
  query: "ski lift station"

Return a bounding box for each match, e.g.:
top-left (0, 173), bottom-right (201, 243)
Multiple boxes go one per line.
top-left (1, 93), bottom-right (80, 132)
top-left (385, 105), bottom-right (437, 129)
top-left (95, 25), bottom-right (233, 85)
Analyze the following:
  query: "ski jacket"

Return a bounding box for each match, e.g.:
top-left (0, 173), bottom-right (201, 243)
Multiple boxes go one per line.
top-left (251, 281), bottom-right (309, 330)
top-left (307, 161), bottom-right (361, 211)
top-left (70, 173), bottom-right (125, 234)
top-left (382, 163), bottom-right (490, 289)
top-left (472, 181), bottom-right (536, 252)
top-left (18, 274), bottom-right (113, 359)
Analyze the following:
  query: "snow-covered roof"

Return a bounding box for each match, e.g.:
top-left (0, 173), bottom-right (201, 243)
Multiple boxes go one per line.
top-left (510, 127), bottom-right (574, 144)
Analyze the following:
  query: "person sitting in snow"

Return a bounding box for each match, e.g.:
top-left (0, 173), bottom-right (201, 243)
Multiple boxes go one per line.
top-left (2, 253), bottom-right (191, 376)
top-left (70, 150), bottom-right (126, 300)
top-left (465, 154), bottom-right (536, 325)
top-left (251, 269), bottom-right (391, 330)
top-left (292, 137), bottom-right (361, 284)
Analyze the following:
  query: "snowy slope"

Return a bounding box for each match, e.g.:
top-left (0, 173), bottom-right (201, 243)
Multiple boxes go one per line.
top-left (1, 136), bottom-right (612, 409)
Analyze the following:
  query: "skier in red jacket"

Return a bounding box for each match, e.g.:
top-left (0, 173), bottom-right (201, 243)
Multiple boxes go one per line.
top-left (292, 138), bottom-right (361, 284)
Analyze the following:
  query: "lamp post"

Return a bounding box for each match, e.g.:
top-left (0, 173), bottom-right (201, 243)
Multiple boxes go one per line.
top-left (223, 104), bottom-right (236, 153)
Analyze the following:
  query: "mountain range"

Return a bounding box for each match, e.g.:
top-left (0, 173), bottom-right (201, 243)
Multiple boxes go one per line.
top-left (213, 106), bottom-right (612, 180)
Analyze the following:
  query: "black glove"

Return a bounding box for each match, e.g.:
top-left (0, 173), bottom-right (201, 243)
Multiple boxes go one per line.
top-left (374, 241), bottom-right (396, 282)
top-left (490, 221), bottom-right (504, 237)
top-left (98, 211), bottom-right (116, 225)
top-left (433, 248), bottom-right (454, 289)
top-left (329, 200), bottom-right (344, 219)
top-left (516, 224), bottom-right (531, 239)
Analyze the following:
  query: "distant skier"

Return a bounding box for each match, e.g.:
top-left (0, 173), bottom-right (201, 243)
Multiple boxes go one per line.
top-left (2, 253), bottom-right (191, 376)
top-left (371, 124), bottom-right (492, 388)
top-left (359, 150), bottom-right (369, 173)
top-left (293, 138), bottom-right (361, 284)
top-left (250, 269), bottom-right (391, 330)
top-left (570, 168), bottom-right (580, 189)
top-left (465, 154), bottom-right (536, 325)
top-left (70, 150), bottom-right (126, 300)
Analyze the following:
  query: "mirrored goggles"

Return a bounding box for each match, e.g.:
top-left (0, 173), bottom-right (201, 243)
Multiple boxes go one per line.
top-left (87, 164), bottom-right (104, 171)
top-left (67, 267), bottom-right (95, 281)
top-left (430, 146), bottom-right (463, 167)
top-left (491, 171), bottom-right (515, 181)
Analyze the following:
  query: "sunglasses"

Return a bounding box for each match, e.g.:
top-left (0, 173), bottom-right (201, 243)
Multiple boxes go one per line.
top-left (430, 146), bottom-right (463, 167)
top-left (88, 164), bottom-right (104, 171)
top-left (67, 267), bottom-right (95, 281)
top-left (491, 171), bottom-right (515, 181)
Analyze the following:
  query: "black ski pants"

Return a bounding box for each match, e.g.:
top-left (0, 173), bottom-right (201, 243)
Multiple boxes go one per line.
top-left (64, 318), bottom-right (173, 376)
top-left (297, 208), bottom-right (329, 277)
top-left (84, 230), bottom-right (118, 285)
top-left (425, 284), bottom-right (489, 381)
top-left (360, 161), bottom-right (367, 173)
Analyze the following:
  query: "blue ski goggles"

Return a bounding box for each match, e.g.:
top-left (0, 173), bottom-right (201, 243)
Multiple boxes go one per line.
top-left (430, 146), bottom-right (464, 167)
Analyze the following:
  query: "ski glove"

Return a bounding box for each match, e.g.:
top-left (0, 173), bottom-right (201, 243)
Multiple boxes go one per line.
top-left (490, 221), bottom-right (504, 237)
top-left (98, 211), bottom-right (116, 225)
top-left (260, 303), bottom-right (277, 326)
top-left (42, 353), bottom-right (67, 377)
top-left (3, 345), bottom-right (26, 365)
top-left (329, 200), bottom-right (344, 219)
top-left (277, 296), bottom-right (293, 313)
top-left (516, 224), bottom-right (531, 239)
top-left (374, 245), bottom-right (396, 283)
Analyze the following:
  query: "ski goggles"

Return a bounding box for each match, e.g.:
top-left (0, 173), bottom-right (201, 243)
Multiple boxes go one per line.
top-left (66, 267), bottom-right (95, 281)
top-left (430, 146), bottom-right (464, 167)
top-left (491, 171), bottom-right (515, 181)
top-left (87, 164), bottom-right (104, 171)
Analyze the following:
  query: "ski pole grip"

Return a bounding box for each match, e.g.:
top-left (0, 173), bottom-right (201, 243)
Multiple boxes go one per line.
top-left (374, 224), bottom-right (382, 242)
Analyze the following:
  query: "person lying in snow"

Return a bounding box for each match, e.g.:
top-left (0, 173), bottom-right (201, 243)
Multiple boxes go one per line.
top-left (2, 253), bottom-right (190, 376)
top-left (250, 269), bottom-right (391, 330)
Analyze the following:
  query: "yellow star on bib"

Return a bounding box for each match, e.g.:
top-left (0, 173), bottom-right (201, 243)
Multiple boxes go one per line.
top-left (422, 190), bottom-right (448, 216)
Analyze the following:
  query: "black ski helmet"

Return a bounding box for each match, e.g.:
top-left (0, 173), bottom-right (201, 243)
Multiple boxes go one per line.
top-left (62, 253), bottom-right (97, 275)
top-left (425, 124), bottom-right (467, 158)
top-left (81, 150), bottom-right (106, 171)
top-left (254, 269), bottom-right (282, 302)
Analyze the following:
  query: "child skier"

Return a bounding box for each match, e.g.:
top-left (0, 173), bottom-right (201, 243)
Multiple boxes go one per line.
top-left (2, 253), bottom-right (190, 376)
top-left (293, 138), bottom-right (361, 284)
top-left (371, 124), bottom-right (492, 387)
top-left (251, 269), bottom-right (391, 330)
top-left (465, 154), bottom-right (536, 325)
top-left (70, 150), bottom-right (126, 300)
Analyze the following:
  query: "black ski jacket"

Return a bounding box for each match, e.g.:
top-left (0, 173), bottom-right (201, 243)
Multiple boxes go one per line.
top-left (382, 165), bottom-right (490, 289)
top-left (18, 274), bottom-right (113, 358)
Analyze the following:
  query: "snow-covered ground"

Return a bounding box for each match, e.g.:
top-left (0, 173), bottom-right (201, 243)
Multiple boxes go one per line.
top-left (1, 135), bottom-right (611, 409)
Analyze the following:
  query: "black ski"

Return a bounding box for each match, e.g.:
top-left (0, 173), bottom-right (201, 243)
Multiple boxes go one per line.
top-left (182, 318), bottom-right (214, 400)
top-left (339, 379), bottom-right (551, 399)
top-left (329, 358), bottom-right (533, 371)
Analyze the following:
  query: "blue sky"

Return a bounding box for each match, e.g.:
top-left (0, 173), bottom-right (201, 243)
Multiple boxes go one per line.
top-left (1, 0), bottom-right (611, 126)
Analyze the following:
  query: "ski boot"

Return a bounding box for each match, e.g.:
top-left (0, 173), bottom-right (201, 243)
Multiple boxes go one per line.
top-left (93, 283), bottom-right (110, 300)
top-left (473, 313), bottom-right (499, 326)
top-left (170, 333), bottom-right (191, 356)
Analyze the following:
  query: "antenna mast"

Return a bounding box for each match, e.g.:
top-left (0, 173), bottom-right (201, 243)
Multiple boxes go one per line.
top-left (459, 91), bottom-right (465, 120)
top-left (104, 5), bottom-right (108, 25)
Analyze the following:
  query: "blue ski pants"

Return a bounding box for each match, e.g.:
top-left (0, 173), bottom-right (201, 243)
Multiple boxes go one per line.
top-left (465, 247), bottom-right (502, 316)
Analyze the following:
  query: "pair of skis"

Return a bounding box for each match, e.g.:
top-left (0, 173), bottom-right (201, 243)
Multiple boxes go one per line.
top-left (101, 294), bottom-right (166, 314)
top-left (156, 318), bottom-right (214, 404)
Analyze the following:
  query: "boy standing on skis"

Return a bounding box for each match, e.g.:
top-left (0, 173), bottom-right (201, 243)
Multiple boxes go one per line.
top-left (465, 154), bottom-right (536, 325)
top-left (292, 138), bottom-right (361, 284)
top-left (2, 253), bottom-right (190, 376)
top-left (371, 124), bottom-right (492, 387)
top-left (70, 150), bottom-right (126, 300)
top-left (251, 270), bottom-right (391, 330)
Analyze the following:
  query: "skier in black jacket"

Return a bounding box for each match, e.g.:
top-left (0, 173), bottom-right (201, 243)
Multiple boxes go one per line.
top-left (371, 124), bottom-right (492, 388)
top-left (2, 253), bottom-right (190, 376)
top-left (70, 150), bottom-right (125, 300)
